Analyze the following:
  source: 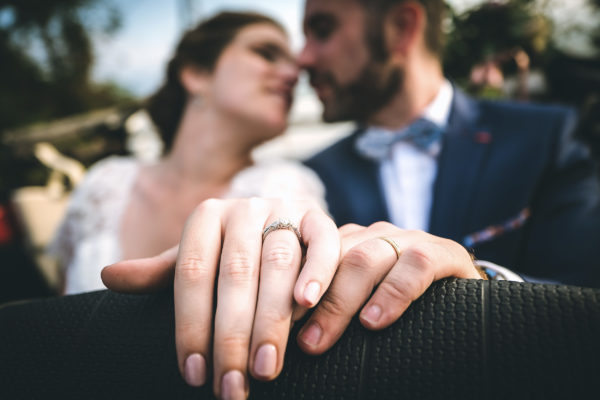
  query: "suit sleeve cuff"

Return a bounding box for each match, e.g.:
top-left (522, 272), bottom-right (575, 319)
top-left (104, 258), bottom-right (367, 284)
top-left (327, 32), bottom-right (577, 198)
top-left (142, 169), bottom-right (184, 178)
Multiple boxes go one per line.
top-left (473, 259), bottom-right (525, 282)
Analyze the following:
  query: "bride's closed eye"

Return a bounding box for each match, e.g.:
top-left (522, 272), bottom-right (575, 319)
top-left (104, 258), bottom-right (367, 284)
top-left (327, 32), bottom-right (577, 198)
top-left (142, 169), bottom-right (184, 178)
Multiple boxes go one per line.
top-left (252, 43), bottom-right (292, 64)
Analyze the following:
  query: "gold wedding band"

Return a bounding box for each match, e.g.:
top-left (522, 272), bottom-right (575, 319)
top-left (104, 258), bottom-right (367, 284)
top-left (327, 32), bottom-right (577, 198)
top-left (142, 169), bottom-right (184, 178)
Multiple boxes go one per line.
top-left (262, 219), bottom-right (302, 243)
top-left (378, 236), bottom-right (402, 260)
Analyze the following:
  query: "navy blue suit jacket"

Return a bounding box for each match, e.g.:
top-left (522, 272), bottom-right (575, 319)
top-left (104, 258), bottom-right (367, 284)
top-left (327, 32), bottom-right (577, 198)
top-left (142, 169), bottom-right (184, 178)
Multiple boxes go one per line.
top-left (305, 89), bottom-right (600, 287)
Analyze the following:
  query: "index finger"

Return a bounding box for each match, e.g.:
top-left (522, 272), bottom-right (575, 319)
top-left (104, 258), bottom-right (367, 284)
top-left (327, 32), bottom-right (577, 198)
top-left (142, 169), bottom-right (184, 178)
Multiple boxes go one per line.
top-left (293, 207), bottom-right (341, 308)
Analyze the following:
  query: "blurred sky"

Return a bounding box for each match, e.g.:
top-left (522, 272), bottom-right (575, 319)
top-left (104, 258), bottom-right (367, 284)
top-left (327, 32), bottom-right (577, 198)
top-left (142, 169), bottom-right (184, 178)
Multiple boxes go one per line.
top-left (93, 0), bottom-right (305, 96)
top-left (93, 0), bottom-right (489, 96)
top-left (92, 0), bottom-right (598, 97)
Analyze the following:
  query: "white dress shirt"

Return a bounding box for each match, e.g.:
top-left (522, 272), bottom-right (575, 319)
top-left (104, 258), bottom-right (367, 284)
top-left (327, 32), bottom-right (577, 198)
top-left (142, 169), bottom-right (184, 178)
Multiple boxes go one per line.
top-left (376, 80), bottom-right (453, 230)
top-left (364, 81), bottom-right (523, 282)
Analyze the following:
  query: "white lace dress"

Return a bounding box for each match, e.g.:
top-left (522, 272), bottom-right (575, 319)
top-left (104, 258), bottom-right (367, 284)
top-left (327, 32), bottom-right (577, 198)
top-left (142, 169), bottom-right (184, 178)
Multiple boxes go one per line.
top-left (49, 156), bottom-right (327, 294)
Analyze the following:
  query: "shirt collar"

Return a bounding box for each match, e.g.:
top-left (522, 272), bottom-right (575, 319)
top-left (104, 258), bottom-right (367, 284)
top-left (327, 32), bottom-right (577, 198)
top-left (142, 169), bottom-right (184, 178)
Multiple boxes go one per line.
top-left (364, 79), bottom-right (453, 134)
top-left (421, 79), bottom-right (453, 128)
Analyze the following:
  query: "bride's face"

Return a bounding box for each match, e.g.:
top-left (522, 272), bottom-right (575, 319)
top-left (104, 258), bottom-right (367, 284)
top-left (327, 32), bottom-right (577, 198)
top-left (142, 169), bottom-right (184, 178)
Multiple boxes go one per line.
top-left (208, 23), bottom-right (298, 139)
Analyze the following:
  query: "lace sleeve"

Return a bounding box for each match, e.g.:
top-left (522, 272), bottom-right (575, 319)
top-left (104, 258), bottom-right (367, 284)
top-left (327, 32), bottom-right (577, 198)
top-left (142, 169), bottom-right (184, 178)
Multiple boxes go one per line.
top-left (47, 157), bottom-right (139, 291)
top-left (226, 160), bottom-right (328, 211)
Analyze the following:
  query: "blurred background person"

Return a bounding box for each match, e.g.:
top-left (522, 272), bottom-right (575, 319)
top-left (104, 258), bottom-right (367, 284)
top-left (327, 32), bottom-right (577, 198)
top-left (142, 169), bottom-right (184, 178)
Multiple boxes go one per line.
top-left (444, 0), bottom-right (600, 160)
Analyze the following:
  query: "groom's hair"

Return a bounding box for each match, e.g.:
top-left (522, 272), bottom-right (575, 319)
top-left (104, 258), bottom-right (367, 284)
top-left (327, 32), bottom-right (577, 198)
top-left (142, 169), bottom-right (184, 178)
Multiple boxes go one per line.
top-left (355, 0), bottom-right (446, 60)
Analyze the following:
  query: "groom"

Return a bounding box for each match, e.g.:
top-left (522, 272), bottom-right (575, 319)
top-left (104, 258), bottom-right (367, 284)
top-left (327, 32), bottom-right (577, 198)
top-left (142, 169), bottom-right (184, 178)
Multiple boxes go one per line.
top-left (300, 0), bottom-right (600, 287)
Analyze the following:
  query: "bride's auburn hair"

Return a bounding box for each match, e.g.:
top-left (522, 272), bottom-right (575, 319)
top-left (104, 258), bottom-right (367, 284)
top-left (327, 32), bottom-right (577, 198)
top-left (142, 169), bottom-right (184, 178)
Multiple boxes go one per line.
top-left (146, 11), bottom-right (285, 152)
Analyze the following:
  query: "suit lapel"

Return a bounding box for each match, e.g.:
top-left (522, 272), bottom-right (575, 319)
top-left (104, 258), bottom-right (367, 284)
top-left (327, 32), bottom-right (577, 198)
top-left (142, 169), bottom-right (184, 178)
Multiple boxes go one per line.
top-left (342, 130), bottom-right (389, 226)
top-left (429, 89), bottom-right (492, 241)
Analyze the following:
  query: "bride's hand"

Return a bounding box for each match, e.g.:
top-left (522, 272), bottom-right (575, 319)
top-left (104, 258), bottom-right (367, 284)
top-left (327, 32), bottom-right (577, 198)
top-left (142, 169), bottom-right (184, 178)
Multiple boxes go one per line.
top-left (101, 197), bottom-right (340, 399)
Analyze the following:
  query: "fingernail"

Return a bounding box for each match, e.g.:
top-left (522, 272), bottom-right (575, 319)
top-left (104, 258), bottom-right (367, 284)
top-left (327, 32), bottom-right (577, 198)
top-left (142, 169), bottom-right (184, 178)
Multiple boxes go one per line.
top-left (299, 321), bottom-right (322, 347)
top-left (254, 344), bottom-right (277, 378)
top-left (221, 370), bottom-right (245, 400)
top-left (304, 281), bottom-right (321, 306)
top-left (361, 304), bottom-right (382, 325)
top-left (184, 353), bottom-right (206, 387)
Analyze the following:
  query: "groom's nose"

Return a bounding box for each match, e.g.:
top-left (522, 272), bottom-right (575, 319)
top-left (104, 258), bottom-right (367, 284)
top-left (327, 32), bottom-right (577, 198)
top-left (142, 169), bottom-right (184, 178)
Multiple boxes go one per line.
top-left (297, 41), bottom-right (317, 71)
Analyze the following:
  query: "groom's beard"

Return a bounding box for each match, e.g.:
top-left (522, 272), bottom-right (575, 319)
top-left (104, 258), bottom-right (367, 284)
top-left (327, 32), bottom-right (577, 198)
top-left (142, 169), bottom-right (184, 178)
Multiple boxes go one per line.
top-left (310, 60), bottom-right (404, 124)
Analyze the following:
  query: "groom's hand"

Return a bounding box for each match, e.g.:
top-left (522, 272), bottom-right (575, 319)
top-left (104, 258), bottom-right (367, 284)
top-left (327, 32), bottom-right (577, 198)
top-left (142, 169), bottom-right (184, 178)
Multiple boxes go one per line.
top-left (296, 222), bottom-right (482, 354)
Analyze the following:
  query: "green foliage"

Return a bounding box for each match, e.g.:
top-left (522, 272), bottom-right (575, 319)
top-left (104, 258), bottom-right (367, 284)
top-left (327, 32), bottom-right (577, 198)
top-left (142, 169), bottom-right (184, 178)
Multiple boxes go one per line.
top-left (0, 0), bottom-right (131, 131)
top-left (443, 0), bottom-right (600, 105)
top-left (444, 0), bottom-right (552, 85)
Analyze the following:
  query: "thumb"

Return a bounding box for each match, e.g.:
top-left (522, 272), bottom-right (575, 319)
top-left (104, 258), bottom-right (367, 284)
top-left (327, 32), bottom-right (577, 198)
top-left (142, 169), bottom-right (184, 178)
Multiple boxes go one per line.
top-left (101, 245), bottom-right (178, 293)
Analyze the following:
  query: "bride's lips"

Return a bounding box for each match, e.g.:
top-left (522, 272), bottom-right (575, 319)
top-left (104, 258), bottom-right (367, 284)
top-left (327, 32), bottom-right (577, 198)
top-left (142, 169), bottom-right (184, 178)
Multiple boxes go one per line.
top-left (269, 87), bottom-right (293, 109)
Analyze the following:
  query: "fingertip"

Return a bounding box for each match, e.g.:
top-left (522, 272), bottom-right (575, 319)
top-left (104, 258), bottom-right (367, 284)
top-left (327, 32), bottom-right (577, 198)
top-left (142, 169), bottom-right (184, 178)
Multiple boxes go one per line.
top-left (304, 281), bottom-right (321, 306)
top-left (220, 370), bottom-right (247, 400)
top-left (251, 344), bottom-right (278, 381)
top-left (359, 297), bottom-right (410, 331)
top-left (296, 320), bottom-right (326, 355)
top-left (183, 353), bottom-right (207, 387)
top-left (294, 280), bottom-right (321, 308)
top-left (359, 303), bottom-right (382, 328)
top-left (100, 263), bottom-right (126, 291)
top-left (296, 338), bottom-right (327, 356)
top-left (100, 264), bottom-right (111, 285)
top-left (359, 304), bottom-right (395, 331)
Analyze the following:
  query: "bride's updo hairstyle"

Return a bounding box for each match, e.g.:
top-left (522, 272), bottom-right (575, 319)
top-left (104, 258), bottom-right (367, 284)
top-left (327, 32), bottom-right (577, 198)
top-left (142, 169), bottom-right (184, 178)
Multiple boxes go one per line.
top-left (146, 12), bottom-right (285, 152)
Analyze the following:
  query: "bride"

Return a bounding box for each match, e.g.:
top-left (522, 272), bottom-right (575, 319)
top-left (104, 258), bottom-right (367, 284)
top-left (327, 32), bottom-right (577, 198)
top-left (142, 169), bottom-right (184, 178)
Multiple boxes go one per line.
top-left (50, 11), bottom-right (325, 294)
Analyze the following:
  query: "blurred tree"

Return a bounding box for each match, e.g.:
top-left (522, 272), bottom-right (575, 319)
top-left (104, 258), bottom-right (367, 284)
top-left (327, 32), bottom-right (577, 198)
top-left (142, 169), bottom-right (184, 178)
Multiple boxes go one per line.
top-left (444, 0), bottom-right (600, 166)
top-left (0, 0), bottom-right (136, 189)
top-left (0, 0), bottom-right (133, 131)
top-left (444, 0), bottom-right (599, 102)
top-left (595, 0), bottom-right (600, 49)
top-left (0, 1), bottom-right (137, 302)
top-left (444, 0), bottom-right (553, 99)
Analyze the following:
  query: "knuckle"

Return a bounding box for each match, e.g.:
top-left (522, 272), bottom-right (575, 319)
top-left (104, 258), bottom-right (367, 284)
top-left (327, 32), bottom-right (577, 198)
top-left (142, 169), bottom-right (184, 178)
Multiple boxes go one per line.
top-left (404, 229), bottom-right (423, 237)
top-left (245, 197), bottom-right (270, 214)
top-left (343, 246), bottom-right (375, 272)
top-left (340, 223), bottom-right (361, 230)
top-left (403, 243), bottom-right (435, 274)
top-left (258, 308), bottom-right (290, 328)
top-left (219, 332), bottom-right (250, 350)
top-left (222, 254), bottom-right (256, 283)
top-left (178, 321), bottom-right (212, 347)
top-left (177, 256), bottom-right (212, 283)
top-left (368, 221), bottom-right (394, 231)
top-left (295, 197), bottom-right (318, 210)
top-left (318, 290), bottom-right (348, 318)
top-left (193, 198), bottom-right (221, 216)
top-left (379, 277), bottom-right (419, 305)
top-left (338, 223), bottom-right (362, 235)
top-left (263, 244), bottom-right (296, 271)
top-left (441, 237), bottom-right (465, 255)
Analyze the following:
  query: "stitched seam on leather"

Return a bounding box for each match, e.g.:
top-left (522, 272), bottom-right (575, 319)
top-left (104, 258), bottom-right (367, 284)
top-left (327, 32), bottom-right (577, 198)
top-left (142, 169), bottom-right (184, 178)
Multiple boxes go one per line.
top-left (482, 280), bottom-right (491, 400)
top-left (69, 291), bottom-right (110, 391)
top-left (67, 291), bottom-right (109, 355)
top-left (357, 320), bottom-right (370, 400)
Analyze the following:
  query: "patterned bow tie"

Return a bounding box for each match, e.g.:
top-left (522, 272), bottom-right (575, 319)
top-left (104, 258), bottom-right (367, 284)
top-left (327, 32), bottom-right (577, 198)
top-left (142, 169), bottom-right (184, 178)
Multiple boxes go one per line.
top-left (355, 118), bottom-right (444, 161)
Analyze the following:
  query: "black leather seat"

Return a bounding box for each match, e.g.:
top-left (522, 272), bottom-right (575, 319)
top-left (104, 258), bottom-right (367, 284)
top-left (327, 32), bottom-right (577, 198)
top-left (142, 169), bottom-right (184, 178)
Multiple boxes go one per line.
top-left (1, 279), bottom-right (599, 399)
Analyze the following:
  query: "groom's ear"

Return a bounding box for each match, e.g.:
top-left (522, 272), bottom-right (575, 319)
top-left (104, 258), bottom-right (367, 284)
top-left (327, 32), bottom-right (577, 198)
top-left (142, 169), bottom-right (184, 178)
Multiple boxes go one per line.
top-left (383, 1), bottom-right (427, 64)
top-left (179, 65), bottom-right (211, 96)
